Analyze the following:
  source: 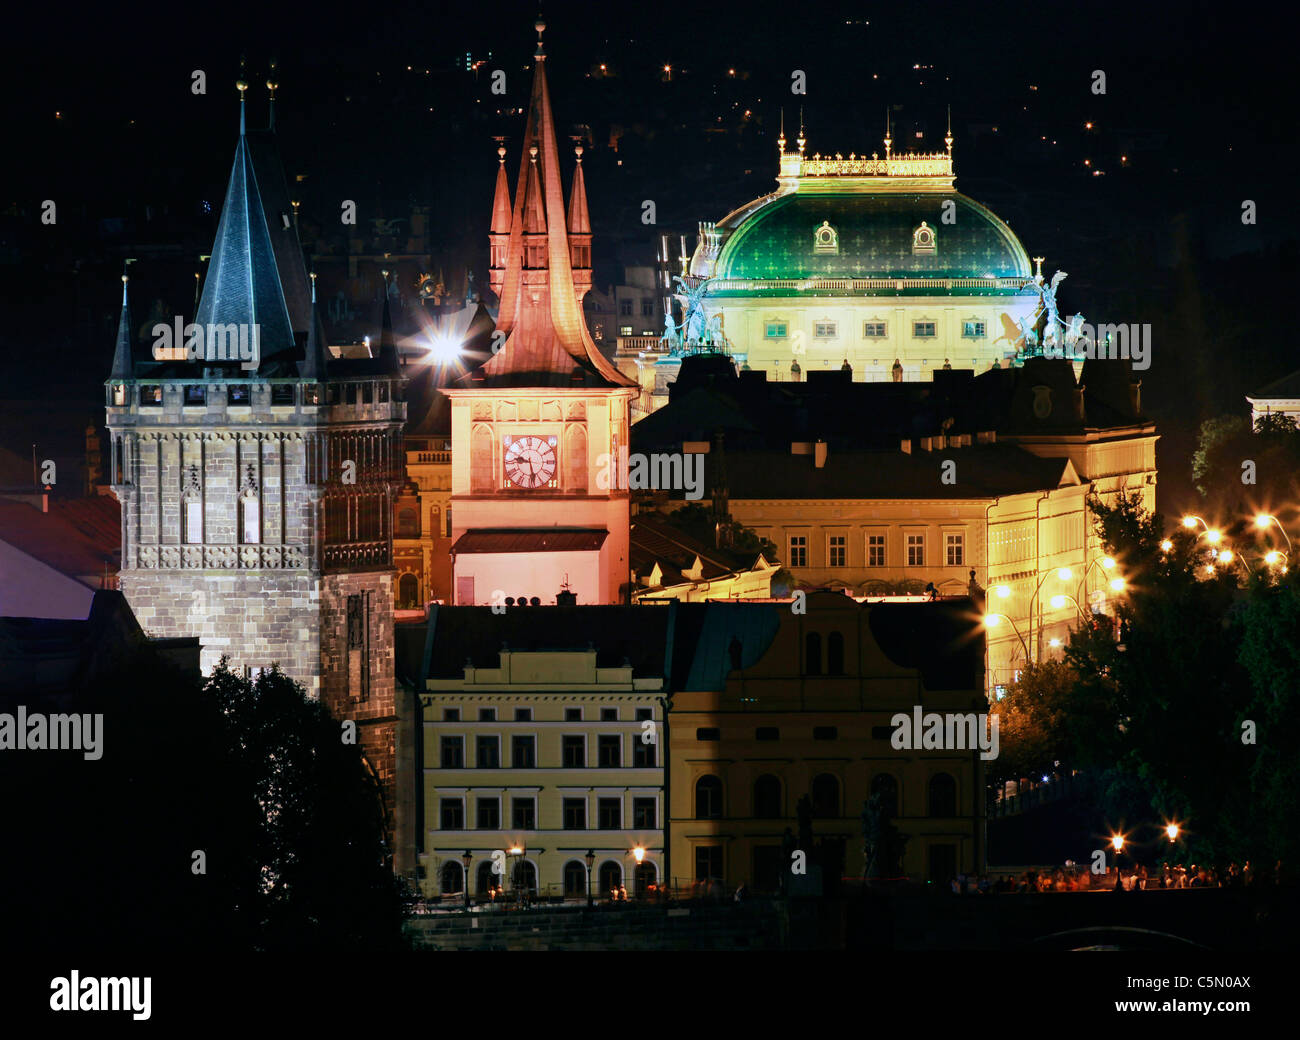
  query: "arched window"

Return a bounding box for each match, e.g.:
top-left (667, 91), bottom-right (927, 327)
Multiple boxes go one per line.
top-left (827, 631), bottom-right (845, 674)
top-left (514, 860), bottom-right (538, 896)
top-left (564, 425), bottom-right (587, 493)
top-left (239, 491), bottom-right (260, 545)
top-left (470, 424), bottom-right (494, 491)
top-left (634, 861), bottom-right (657, 895)
top-left (599, 861), bottom-right (622, 897)
top-left (871, 773), bottom-right (900, 819)
top-left (397, 573), bottom-right (419, 609)
top-left (753, 774), bottom-right (782, 819)
top-left (440, 860), bottom-right (463, 895)
top-left (805, 632), bottom-right (822, 675)
top-left (811, 773), bottom-right (840, 818)
top-left (813, 220), bottom-right (839, 255)
top-left (476, 861), bottom-right (496, 896)
top-left (695, 774), bottom-right (723, 819)
top-left (563, 860), bottom-right (587, 898)
top-left (929, 773), bottom-right (957, 817)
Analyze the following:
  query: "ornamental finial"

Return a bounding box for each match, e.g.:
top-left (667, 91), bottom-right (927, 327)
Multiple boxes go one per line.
top-left (535, 18), bottom-right (546, 59)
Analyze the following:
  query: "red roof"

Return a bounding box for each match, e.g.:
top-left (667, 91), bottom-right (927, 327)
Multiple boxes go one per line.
top-left (452, 528), bottom-right (608, 554)
top-left (0, 500), bottom-right (118, 579)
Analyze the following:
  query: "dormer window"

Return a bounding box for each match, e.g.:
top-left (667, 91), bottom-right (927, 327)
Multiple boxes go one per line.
top-left (813, 220), bottom-right (839, 254)
top-left (912, 221), bottom-right (937, 255)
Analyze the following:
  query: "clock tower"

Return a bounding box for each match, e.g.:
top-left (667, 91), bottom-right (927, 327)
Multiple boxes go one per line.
top-left (443, 20), bottom-right (637, 606)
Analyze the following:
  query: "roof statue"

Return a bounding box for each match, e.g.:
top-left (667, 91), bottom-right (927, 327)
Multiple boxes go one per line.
top-left (671, 275), bottom-right (724, 355)
top-left (1016, 269), bottom-right (1085, 359)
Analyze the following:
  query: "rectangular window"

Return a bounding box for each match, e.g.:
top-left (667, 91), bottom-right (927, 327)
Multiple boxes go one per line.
top-left (695, 845), bottom-right (723, 881)
top-left (828, 534), bottom-right (846, 567)
top-left (962, 320), bottom-right (986, 338)
top-left (478, 708), bottom-right (497, 721)
top-left (513, 707), bottom-right (532, 722)
top-left (598, 734), bottom-right (621, 768)
top-left (635, 707), bottom-right (653, 721)
top-left (813, 726), bottom-right (838, 740)
top-left (562, 735), bottom-right (585, 768)
top-left (271, 384), bottom-right (295, 405)
top-left (443, 708), bottom-right (461, 722)
top-left (641, 299), bottom-right (654, 317)
top-left (867, 533), bottom-right (886, 567)
top-left (440, 798), bottom-right (464, 830)
top-left (788, 535), bottom-right (808, 568)
top-left (563, 798), bottom-right (587, 830)
top-left (632, 735), bottom-right (656, 768)
top-left (183, 385), bottom-right (206, 406)
top-left (619, 324), bottom-right (633, 336)
top-left (511, 798), bottom-right (535, 829)
top-left (440, 736), bottom-right (464, 769)
top-left (755, 727), bottom-right (779, 741)
top-left (863, 321), bottom-right (887, 338)
top-left (600, 707), bottom-right (618, 721)
top-left (913, 321), bottom-right (936, 338)
top-left (360, 382), bottom-right (374, 404)
top-left (185, 500), bottom-right (202, 544)
top-left (511, 735), bottom-right (535, 769)
top-left (633, 798), bottom-right (657, 828)
top-left (476, 797), bottom-right (500, 829)
top-left (906, 533), bottom-right (925, 567)
top-left (240, 496), bottom-right (259, 544)
top-left (597, 797), bottom-right (622, 829)
top-left (814, 321), bottom-right (837, 339)
top-left (228, 384), bottom-right (250, 404)
top-left (139, 385), bottom-right (162, 406)
top-left (619, 299), bottom-right (633, 316)
top-left (696, 727), bottom-right (721, 741)
top-left (565, 707), bottom-right (583, 722)
top-left (476, 735), bottom-right (500, 768)
top-left (945, 532), bottom-right (965, 566)
top-left (764, 322), bottom-right (788, 339)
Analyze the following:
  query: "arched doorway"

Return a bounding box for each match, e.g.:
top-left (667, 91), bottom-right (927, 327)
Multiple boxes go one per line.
top-left (476, 861), bottom-right (496, 897)
top-left (599, 861), bottom-right (623, 899)
top-left (634, 860), bottom-right (657, 897)
top-left (563, 860), bottom-right (587, 899)
top-left (397, 572), bottom-right (419, 609)
top-left (440, 860), bottom-right (463, 896)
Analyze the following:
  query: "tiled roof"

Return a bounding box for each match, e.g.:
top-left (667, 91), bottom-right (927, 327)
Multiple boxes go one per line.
top-left (0, 501), bottom-right (118, 579)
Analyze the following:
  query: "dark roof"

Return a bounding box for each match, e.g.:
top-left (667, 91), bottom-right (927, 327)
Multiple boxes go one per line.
top-left (394, 598), bottom-right (981, 696)
top-left (714, 445), bottom-right (1076, 500)
top-left (630, 512), bottom-right (763, 585)
top-left (451, 528), bottom-right (609, 554)
top-left (632, 353), bottom-right (1148, 454)
top-left (48, 497), bottom-right (121, 558)
top-left (1250, 368), bottom-right (1300, 399)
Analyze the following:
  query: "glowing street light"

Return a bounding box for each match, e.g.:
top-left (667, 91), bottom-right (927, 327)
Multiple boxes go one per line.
top-left (993, 584), bottom-right (1012, 599)
top-left (1100, 558), bottom-right (1116, 571)
top-left (1110, 834), bottom-right (1125, 852)
top-left (1165, 823), bottom-right (1180, 841)
top-left (1160, 539), bottom-right (1173, 552)
top-left (1048, 637), bottom-right (1062, 649)
top-left (983, 612), bottom-right (1029, 662)
top-left (1206, 529), bottom-right (1222, 544)
top-left (1255, 513), bottom-right (1293, 552)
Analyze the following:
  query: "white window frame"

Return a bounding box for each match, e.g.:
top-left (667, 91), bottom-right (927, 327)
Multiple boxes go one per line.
top-left (788, 533), bottom-right (808, 568)
top-left (945, 531), bottom-right (965, 567)
top-left (962, 320), bottom-right (987, 339)
top-left (912, 321), bottom-right (937, 339)
top-left (863, 320), bottom-right (888, 338)
top-left (906, 531), bottom-right (926, 567)
top-left (866, 531), bottom-right (887, 568)
top-left (827, 532), bottom-right (847, 567)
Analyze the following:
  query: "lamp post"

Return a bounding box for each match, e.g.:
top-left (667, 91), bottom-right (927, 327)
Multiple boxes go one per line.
top-left (1254, 513), bottom-right (1293, 553)
top-left (983, 612), bottom-right (1028, 692)
top-left (1028, 567), bottom-right (1074, 663)
top-left (1049, 592), bottom-right (1089, 625)
top-left (585, 848), bottom-right (595, 909)
top-left (461, 851), bottom-right (472, 911)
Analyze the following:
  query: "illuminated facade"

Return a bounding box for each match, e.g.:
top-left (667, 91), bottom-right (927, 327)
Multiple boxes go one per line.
top-left (441, 22), bottom-right (638, 606)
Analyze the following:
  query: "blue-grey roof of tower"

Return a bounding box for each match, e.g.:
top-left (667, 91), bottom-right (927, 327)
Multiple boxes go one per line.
top-left (193, 100), bottom-right (296, 370)
top-left (109, 276), bottom-right (133, 380)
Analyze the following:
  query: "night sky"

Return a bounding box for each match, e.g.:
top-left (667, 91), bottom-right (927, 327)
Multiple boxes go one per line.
top-left (2, 0), bottom-right (1296, 507)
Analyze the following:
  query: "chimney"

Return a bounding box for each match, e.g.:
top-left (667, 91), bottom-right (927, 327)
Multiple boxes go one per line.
top-left (814, 440), bottom-right (828, 468)
top-left (900, 438), bottom-right (912, 454)
top-left (42, 488), bottom-right (49, 513)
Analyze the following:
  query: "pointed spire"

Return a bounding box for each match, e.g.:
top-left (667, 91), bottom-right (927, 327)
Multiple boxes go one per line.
top-left (110, 271), bottom-right (134, 379)
top-left (797, 106), bottom-right (805, 155)
top-left (567, 143), bottom-right (590, 235)
top-left (884, 105), bottom-right (892, 158)
top-left (945, 104), bottom-right (954, 155)
top-left (376, 270), bottom-right (401, 374)
top-left (237, 60), bottom-right (248, 136)
top-left (267, 61), bottom-right (278, 132)
top-left (522, 143), bottom-right (546, 233)
top-left (194, 80), bottom-right (296, 367)
top-left (778, 108), bottom-right (786, 154)
top-left (490, 141), bottom-right (512, 233)
top-left (300, 271), bottom-right (328, 380)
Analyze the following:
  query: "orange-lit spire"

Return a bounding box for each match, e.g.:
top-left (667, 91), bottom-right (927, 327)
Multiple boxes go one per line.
top-left (567, 142), bottom-right (590, 235)
top-left (490, 141), bottom-right (512, 234)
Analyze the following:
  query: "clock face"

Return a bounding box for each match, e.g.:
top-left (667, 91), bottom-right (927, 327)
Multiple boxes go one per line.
top-left (503, 435), bottom-right (558, 489)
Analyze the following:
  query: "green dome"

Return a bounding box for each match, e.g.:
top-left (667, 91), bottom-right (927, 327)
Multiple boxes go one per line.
top-left (713, 191), bottom-right (1031, 281)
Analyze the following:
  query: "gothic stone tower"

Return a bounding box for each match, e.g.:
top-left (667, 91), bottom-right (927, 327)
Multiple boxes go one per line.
top-left (104, 80), bottom-right (405, 842)
top-left (443, 20), bottom-right (638, 606)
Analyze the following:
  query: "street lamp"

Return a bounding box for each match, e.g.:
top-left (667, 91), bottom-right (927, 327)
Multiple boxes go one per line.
top-left (631, 846), bottom-right (646, 900)
top-left (1049, 592), bottom-right (1088, 623)
top-left (508, 845), bottom-right (525, 907)
top-left (1165, 823), bottom-right (1180, 842)
top-left (983, 612), bottom-right (1029, 664)
top-left (1254, 514), bottom-right (1293, 552)
top-left (461, 851), bottom-right (473, 910)
top-left (585, 849), bottom-right (595, 909)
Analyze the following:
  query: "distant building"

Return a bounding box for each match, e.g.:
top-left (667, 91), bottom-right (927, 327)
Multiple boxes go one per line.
top-left (1246, 369), bottom-right (1300, 427)
top-left (630, 511), bottom-right (776, 601)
